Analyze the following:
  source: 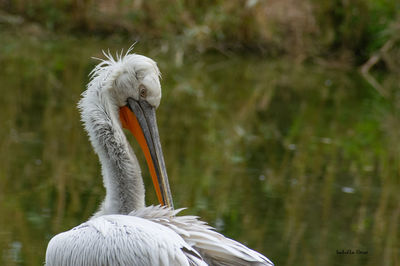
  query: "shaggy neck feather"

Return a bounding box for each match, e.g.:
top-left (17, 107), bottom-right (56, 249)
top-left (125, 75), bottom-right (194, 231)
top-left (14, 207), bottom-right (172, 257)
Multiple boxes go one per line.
top-left (80, 88), bottom-right (145, 217)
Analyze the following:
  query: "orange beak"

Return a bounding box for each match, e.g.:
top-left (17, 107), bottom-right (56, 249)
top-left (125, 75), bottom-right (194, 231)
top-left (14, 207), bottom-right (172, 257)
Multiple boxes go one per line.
top-left (119, 99), bottom-right (173, 208)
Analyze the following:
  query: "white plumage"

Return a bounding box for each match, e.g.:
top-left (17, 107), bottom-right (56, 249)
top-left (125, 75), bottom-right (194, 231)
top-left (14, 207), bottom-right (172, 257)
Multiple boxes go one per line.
top-left (46, 213), bottom-right (205, 266)
top-left (45, 49), bottom-right (273, 266)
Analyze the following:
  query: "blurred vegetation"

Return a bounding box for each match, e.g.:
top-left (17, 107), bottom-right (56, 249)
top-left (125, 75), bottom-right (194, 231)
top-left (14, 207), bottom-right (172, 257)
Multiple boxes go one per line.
top-left (1, 0), bottom-right (400, 64)
top-left (0, 1), bottom-right (399, 266)
top-left (0, 32), bottom-right (399, 265)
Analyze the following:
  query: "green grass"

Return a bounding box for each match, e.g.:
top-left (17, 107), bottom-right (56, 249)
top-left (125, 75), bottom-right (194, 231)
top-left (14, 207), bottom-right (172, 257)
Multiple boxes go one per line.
top-left (1, 0), bottom-right (399, 62)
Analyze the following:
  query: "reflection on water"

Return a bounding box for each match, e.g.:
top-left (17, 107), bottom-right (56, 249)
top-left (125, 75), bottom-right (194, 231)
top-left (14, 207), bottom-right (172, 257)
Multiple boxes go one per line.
top-left (0, 33), bottom-right (399, 266)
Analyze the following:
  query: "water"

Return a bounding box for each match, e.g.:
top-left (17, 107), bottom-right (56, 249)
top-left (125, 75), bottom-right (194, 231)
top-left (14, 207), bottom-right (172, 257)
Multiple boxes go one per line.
top-left (0, 32), bottom-right (399, 265)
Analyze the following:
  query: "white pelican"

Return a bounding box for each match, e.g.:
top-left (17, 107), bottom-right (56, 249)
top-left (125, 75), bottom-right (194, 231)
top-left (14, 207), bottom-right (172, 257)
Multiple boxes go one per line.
top-left (45, 49), bottom-right (274, 266)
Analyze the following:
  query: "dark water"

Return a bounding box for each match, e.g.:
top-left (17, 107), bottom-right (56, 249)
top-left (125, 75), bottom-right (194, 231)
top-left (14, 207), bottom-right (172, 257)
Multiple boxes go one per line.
top-left (0, 33), bottom-right (399, 266)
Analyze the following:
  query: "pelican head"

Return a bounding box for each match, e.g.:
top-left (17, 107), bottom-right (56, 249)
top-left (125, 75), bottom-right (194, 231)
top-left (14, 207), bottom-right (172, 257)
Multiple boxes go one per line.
top-left (109, 54), bottom-right (162, 108)
top-left (81, 51), bottom-right (173, 211)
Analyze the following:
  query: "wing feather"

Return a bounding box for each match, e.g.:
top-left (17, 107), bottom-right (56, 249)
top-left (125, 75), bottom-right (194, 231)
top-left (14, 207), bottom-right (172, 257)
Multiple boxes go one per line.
top-left (130, 205), bottom-right (274, 266)
top-left (46, 214), bottom-right (207, 266)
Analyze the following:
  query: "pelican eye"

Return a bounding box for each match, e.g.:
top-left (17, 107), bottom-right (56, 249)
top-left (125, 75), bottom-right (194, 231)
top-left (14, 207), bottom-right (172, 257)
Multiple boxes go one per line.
top-left (140, 86), bottom-right (147, 98)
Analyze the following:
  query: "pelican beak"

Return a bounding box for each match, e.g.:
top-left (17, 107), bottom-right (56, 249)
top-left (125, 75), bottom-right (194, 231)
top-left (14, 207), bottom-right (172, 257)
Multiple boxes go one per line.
top-left (119, 98), bottom-right (174, 208)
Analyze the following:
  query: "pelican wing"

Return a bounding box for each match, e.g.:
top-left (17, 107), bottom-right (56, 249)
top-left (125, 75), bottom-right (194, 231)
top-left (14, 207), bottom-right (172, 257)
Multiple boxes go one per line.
top-left (131, 206), bottom-right (274, 266)
top-left (46, 214), bottom-right (207, 266)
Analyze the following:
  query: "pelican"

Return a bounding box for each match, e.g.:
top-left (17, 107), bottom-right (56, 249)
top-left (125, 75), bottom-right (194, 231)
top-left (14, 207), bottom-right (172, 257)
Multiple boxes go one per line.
top-left (45, 49), bottom-right (274, 266)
